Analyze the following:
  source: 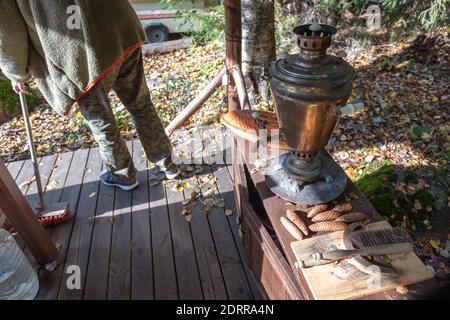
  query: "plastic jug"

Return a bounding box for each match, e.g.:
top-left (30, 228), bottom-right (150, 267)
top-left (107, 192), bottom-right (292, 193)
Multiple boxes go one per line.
top-left (0, 228), bottom-right (39, 300)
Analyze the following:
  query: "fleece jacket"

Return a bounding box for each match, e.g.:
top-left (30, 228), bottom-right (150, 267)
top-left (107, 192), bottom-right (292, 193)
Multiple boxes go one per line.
top-left (0, 0), bottom-right (146, 115)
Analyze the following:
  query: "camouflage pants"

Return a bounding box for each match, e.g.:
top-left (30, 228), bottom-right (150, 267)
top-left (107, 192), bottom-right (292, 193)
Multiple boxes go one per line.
top-left (77, 48), bottom-right (173, 183)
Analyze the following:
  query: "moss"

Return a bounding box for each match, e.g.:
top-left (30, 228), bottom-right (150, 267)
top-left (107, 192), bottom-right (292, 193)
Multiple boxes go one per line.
top-left (355, 161), bottom-right (395, 193)
top-left (0, 77), bottom-right (38, 116)
top-left (356, 162), bottom-right (450, 233)
top-left (416, 190), bottom-right (438, 209)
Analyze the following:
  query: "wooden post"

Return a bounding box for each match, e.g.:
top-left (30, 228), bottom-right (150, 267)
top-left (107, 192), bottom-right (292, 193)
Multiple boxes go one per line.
top-left (224, 0), bottom-right (242, 111)
top-left (0, 159), bottom-right (58, 264)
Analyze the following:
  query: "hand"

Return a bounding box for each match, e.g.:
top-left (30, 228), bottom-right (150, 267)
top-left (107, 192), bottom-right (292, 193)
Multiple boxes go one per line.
top-left (12, 82), bottom-right (29, 94)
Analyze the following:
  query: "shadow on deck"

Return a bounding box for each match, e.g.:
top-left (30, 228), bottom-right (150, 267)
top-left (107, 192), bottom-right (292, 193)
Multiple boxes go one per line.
top-left (6, 137), bottom-right (263, 300)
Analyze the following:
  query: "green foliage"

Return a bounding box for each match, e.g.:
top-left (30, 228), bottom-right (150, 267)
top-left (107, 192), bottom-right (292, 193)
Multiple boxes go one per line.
top-left (275, 5), bottom-right (300, 55)
top-left (161, 0), bottom-right (225, 45)
top-left (410, 124), bottom-right (433, 141)
top-left (0, 77), bottom-right (38, 116)
top-left (315, 0), bottom-right (449, 31)
top-left (316, 0), bottom-right (369, 14)
top-left (383, 0), bottom-right (450, 31)
top-left (356, 163), bottom-right (449, 231)
top-left (181, 6), bottom-right (225, 45)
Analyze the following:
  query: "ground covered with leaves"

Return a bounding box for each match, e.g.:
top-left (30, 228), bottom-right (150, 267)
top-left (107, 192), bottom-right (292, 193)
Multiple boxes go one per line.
top-left (0, 26), bottom-right (449, 284)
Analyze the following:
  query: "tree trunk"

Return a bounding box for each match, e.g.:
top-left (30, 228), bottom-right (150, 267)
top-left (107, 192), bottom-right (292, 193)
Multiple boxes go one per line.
top-left (224, 0), bottom-right (242, 112)
top-left (242, 0), bottom-right (276, 104)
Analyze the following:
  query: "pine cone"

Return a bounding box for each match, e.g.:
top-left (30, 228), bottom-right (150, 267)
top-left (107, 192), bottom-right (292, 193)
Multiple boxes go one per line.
top-left (311, 210), bottom-right (342, 222)
top-left (286, 209), bottom-right (309, 236)
top-left (281, 217), bottom-right (304, 240)
top-left (307, 203), bottom-right (328, 218)
top-left (335, 212), bottom-right (369, 223)
top-left (333, 203), bottom-right (353, 213)
top-left (309, 221), bottom-right (347, 232)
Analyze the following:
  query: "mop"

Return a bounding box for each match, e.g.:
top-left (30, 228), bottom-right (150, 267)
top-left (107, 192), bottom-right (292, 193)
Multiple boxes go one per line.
top-left (19, 92), bottom-right (73, 227)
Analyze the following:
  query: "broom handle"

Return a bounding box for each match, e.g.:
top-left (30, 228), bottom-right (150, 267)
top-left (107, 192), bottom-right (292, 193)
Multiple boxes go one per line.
top-left (19, 92), bottom-right (46, 210)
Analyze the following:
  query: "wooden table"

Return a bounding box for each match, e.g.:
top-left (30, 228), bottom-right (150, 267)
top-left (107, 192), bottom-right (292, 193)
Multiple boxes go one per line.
top-left (231, 136), bottom-right (439, 300)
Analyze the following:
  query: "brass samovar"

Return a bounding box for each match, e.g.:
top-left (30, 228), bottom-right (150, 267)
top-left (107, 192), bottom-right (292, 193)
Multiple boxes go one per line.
top-left (265, 24), bottom-right (355, 205)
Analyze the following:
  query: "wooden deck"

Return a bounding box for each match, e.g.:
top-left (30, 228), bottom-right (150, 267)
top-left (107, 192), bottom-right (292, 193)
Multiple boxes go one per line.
top-left (5, 134), bottom-right (263, 300)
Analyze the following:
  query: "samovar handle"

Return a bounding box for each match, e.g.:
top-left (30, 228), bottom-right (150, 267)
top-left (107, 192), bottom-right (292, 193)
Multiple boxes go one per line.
top-left (340, 101), bottom-right (364, 116)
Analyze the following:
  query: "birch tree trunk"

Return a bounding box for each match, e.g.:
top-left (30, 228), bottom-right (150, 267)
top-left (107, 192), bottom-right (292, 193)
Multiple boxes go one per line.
top-left (241, 0), bottom-right (276, 104)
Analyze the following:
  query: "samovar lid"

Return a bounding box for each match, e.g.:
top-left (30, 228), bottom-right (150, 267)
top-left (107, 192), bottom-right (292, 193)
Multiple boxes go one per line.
top-left (271, 24), bottom-right (354, 88)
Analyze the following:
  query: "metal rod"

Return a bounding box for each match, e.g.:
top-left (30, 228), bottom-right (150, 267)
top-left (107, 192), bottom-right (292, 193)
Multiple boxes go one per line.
top-left (19, 92), bottom-right (46, 211)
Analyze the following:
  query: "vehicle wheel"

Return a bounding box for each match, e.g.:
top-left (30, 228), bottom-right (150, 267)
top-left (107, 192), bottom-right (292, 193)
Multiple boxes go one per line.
top-left (145, 24), bottom-right (170, 43)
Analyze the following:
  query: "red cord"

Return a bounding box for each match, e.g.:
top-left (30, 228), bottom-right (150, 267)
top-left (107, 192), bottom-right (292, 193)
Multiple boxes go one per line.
top-left (64, 42), bottom-right (145, 116)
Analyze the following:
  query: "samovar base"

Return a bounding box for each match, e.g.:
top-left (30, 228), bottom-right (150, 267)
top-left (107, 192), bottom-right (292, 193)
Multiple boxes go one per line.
top-left (265, 153), bottom-right (347, 205)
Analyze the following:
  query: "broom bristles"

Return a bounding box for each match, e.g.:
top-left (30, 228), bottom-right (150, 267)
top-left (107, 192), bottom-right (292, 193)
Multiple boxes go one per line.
top-left (350, 228), bottom-right (409, 249)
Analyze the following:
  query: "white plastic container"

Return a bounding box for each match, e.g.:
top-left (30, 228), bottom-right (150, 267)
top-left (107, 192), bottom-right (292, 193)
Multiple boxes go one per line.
top-left (0, 228), bottom-right (39, 300)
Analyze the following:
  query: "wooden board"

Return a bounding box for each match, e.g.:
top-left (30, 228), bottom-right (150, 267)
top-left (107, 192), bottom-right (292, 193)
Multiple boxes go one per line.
top-left (150, 169), bottom-right (178, 300)
top-left (165, 175), bottom-right (203, 299)
top-left (58, 148), bottom-right (103, 300)
top-left (178, 129), bottom-right (229, 300)
top-left (130, 140), bottom-right (154, 300)
top-left (194, 167), bottom-right (253, 300)
top-left (108, 141), bottom-right (133, 300)
top-left (84, 156), bottom-right (115, 300)
top-left (207, 125), bottom-right (264, 299)
top-left (37, 149), bottom-right (89, 300)
top-left (291, 221), bottom-right (434, 300)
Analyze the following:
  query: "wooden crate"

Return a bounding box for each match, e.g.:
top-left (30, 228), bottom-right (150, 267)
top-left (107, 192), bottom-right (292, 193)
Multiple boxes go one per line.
top-left (232, 136), bottom-right (438, 300)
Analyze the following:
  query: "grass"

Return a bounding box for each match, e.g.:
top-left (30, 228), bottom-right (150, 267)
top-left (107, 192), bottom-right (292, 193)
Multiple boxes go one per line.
top-left (0, 77), bottom-right (38, 116)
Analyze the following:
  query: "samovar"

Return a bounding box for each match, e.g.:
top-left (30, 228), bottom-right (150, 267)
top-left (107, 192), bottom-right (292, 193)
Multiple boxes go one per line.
top-left (265, 24), bottom-right (355, 205)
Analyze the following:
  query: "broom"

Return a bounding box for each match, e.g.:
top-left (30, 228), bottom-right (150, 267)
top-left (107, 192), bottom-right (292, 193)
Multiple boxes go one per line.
top-left (19, 92), bottom-right (72, 227)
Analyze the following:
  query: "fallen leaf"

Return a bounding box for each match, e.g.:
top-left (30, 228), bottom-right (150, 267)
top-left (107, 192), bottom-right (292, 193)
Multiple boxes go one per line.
top-left (46, 179), bottom-right (59, 191)
top-left (181, 208), bottom-right (192, 222)
top-left (190, 190), bottom-right (200, 201)
top-left (201, 205), bottom-right (210, 214)
top-left (429, 240), bottom-right (439, 249)
top-left (395, 286), bottom-right (409, 295)
top-left (173, 181), bottom-right (190, 192)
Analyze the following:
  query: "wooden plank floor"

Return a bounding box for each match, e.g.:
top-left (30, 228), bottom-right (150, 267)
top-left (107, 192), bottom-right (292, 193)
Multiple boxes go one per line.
top-left (6, 134), bottom-right (262, 300)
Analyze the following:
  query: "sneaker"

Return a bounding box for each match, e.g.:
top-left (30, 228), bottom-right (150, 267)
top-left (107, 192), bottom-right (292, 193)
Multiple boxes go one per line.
top-left (164, 164), bottom-right (181, 180)
top-left (100, 170), bottom-right (139, 191)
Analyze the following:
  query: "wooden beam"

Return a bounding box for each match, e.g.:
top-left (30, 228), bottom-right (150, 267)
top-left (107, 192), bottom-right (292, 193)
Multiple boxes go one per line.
top-left (142, 38), bottom-right (193, 56)
top-left (0, 159), bottom-right (58, 264)
top-left (224, 0), bottom-right (242, 112)
top-left (165, 67), bottom-right (225, 135)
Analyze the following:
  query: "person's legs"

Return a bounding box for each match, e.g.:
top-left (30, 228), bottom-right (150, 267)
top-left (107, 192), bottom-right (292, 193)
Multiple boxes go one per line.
top-left (111, 49), bottom-right (178, 177)
top-left (77, 77), bottom-right (138, 189)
